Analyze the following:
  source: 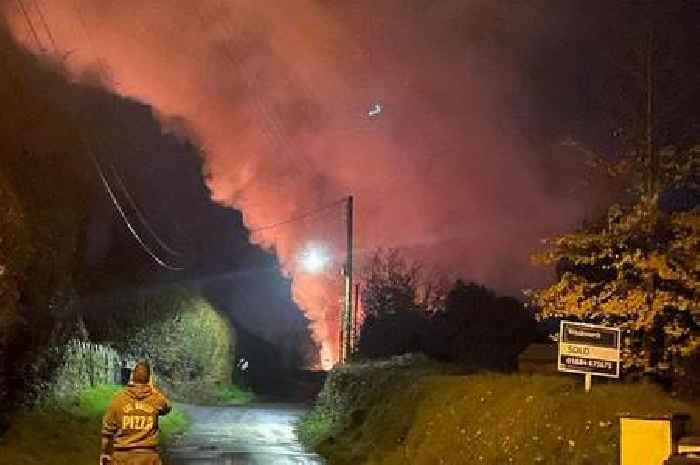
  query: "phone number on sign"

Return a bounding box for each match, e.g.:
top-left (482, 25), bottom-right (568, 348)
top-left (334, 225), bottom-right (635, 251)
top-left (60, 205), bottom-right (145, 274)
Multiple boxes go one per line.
top-left (563, 357), bottom-right (614, 370)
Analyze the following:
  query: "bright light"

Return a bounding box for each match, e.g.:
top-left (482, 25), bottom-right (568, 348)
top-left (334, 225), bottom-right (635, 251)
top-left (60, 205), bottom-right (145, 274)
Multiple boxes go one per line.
top-left (298, 244), bottom-right (330, 274)
top-left (368, 101), bottom-right (383, 117)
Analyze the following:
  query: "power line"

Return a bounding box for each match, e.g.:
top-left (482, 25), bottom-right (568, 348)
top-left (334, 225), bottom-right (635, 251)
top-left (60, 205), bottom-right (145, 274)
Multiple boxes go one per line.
top-left (15, 0), bottom-right (44, 51)
top-left (109, 164), bottom-right (183, 257)
top-left (49, 2), bottom-right (339, 254)
top-left (249, 198), bottom-right (346, 233)
top-left (31, 0), bottom-right (57, 52)
top-left (71, 5), bottom-right (187, 261)
top-left (198, 4), bottom-right (349, 238)
top-left (104, 113), bottom-right (186, 257)
top-left (83, 134), bottom-right (184, 271)
top-left (30, 3), bottom-right (187, 270)
top-left (203, 2), bottom-right (319, 199)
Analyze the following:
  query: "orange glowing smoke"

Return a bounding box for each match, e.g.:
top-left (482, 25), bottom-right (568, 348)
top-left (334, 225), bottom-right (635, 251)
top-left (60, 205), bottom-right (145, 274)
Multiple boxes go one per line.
top-left (3, 1), bottom-right (594, 367)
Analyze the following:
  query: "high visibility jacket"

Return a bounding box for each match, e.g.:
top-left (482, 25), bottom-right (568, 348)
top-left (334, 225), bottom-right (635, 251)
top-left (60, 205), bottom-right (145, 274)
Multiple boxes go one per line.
top-left (102, 384), bottom-right (171, 451)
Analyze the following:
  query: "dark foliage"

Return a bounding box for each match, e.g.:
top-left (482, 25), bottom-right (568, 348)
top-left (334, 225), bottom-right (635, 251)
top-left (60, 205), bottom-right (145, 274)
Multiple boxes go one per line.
top-left (434, 280), bottom-right (539, 370)
top-left (357, 311), bottom-right (429, 360)
top-left (361, 249), bottom-right (422, 319)
top-left (673, 348), bottom-right (700, 400)
top-left (0, 26), bottom-right (93, 430)
top-left (355, 249), bottom-right (538, 370)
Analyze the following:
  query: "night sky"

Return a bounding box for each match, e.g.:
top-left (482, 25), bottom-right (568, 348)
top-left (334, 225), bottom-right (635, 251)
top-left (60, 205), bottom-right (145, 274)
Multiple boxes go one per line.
top-left (2, 1), bottom-right (697, 366)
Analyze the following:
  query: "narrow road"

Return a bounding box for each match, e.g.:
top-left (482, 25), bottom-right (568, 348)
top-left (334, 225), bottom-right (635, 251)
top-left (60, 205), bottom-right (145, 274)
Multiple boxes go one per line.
top-left (165, 404), bottom-right (325, 465)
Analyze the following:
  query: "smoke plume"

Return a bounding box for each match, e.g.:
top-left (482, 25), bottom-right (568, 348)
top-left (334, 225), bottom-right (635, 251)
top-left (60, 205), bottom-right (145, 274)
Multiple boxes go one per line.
top-left (3, 1), bottom-right (600, 366)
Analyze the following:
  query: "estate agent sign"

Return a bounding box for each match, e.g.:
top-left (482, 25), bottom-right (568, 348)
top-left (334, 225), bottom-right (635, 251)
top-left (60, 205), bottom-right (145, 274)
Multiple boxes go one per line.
top-left (558, 321), bottom-right (621, 383)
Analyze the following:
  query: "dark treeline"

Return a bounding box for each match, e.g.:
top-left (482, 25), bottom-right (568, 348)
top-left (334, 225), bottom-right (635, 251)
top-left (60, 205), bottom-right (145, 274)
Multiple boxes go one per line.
top-left (355, 249), bottom-right (540, 370)
top-left (0, 23), bottom-right (92, 425)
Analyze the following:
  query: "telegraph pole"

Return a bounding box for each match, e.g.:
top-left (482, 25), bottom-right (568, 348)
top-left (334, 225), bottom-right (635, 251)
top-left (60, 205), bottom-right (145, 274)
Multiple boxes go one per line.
top-left (343, 195), bottom-right (354, 362)
top-left (353, 284), bottom-right (360, 352)
top-left (339, 315), bottom-right (344, 364)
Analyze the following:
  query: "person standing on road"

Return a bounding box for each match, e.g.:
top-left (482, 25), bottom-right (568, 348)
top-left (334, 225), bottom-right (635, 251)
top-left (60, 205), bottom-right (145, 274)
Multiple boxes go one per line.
top-left (120, 360), bottom-right (131, 386)
top-left (236, 357), bottom-right (249, 389)
top-left (100, 360), bottom-right (171, 465)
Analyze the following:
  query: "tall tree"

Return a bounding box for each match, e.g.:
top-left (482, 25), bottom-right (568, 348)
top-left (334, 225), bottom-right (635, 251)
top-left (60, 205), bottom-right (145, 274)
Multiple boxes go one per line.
top-left (528, 4), bottom-right (699, 374)
top-left (438, 280), bottom-right (537, 369)
top-left (360, 248), bottom-right (422, 319)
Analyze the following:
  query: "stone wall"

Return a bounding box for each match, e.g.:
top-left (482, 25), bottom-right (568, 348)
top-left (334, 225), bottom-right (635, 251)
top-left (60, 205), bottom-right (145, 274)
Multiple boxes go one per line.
top-left (49, 339), bottom-right (121, 397)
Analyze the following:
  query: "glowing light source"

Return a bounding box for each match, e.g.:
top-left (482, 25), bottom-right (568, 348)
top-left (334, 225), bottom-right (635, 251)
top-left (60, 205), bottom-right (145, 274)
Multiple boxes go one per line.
top-left (368, 102), bottom-right (383, 117)
top-left (298, 244), bottom-right (331, 274)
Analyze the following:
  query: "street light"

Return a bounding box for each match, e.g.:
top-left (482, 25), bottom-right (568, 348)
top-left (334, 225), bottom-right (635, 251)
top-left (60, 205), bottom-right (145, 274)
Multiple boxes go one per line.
top-left (298, 244), bottom-right (331, 274)
top-left (295, 195), bottom-right (354, 364)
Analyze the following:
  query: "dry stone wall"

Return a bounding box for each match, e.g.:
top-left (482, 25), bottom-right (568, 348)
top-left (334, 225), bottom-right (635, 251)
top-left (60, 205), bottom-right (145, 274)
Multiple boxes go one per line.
top-left (49, 339), bottom-right (121, 397)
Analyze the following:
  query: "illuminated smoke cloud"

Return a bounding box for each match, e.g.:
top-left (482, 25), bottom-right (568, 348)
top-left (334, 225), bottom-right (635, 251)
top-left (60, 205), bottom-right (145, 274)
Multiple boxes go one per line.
top-left (3, 1), bottom-right (595, 367)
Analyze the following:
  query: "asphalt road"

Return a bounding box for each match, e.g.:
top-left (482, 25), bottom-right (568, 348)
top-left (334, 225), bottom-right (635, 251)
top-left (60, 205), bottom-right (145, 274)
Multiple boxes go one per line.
top-left (165, 404), bottom-right (325, 465)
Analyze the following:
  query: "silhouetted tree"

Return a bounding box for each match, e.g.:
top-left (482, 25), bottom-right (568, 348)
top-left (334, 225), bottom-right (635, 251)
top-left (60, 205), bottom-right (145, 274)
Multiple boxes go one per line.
top-left (356, 249), bottom-right (426, 358)
top-left (433, 280), bottom-right (538, 369)
top-left (0, 26), bottom-right (94, 424)
top-left (356, 250), bottom-right (537, 369)
top-left (528, 4), bottom-right (699, 376)
top-left (361, 248), bottom-right (421, 319)
top-left (357, 311), bottom-right (429, 359)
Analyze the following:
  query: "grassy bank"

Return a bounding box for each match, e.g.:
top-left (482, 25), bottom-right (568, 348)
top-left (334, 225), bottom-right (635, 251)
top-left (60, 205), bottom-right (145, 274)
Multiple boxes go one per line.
top-left (214, 384), bottom-right (256, 405)
top-left (0, 385), bottom-right (189, 465)
top-left (162, 381), bottom-right (255, 406)
top-left (298, 358), bottom-right (700, 465)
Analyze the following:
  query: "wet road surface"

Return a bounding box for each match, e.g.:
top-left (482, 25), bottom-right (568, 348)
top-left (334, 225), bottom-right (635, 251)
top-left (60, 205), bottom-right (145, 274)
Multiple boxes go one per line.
top-left (166, 404), bottom-right (325, 465)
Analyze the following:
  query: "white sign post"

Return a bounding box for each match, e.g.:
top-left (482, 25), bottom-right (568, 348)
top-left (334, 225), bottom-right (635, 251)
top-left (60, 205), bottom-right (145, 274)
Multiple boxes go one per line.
top-left (558, 321), bottom-right (621, 392)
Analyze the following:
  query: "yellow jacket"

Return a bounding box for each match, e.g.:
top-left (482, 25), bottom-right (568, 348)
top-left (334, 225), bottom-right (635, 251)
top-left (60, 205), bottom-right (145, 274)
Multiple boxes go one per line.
top-left (102, 384), bottom-right (171, 451)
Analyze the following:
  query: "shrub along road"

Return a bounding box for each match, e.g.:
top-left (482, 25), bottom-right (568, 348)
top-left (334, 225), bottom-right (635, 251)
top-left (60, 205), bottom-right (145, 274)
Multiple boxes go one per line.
top-left (166, 404), bottom-right (324, 465)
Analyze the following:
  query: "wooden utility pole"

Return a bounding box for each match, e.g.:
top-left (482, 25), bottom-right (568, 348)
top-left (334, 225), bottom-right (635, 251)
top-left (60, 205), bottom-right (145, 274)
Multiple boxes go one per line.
top-left (342, 195), bottom-right (354, 363)
top-left (339, 312), bottom-right (344, 364)
top-left (353, 284), bottom-right (360, 352)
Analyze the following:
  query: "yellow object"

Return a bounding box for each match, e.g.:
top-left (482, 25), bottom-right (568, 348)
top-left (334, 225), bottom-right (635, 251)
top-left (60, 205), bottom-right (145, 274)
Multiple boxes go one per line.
top-left (620, 416), bottom-right (688, 465)
top-left (678, 436), bottom-right (700, 454)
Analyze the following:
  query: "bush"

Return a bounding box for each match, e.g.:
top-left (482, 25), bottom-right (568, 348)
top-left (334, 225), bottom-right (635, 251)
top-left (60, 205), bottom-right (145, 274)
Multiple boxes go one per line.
top-left (120, 288), bottom-right (235, 402)
top-left (0, 173), bottom-right (29, 349)
top-left (673, 348), bottom-right (700, 399)
top-left (435, 281), bottom-right (539, 369)
top-left (213, 385), bottom-right (256, 406)
top-left (83, 286), bottom-right (239, 403)
top-left (297, 355), bottom-right (458, 453)
top-left (357, 312), bottom-right (429, 359)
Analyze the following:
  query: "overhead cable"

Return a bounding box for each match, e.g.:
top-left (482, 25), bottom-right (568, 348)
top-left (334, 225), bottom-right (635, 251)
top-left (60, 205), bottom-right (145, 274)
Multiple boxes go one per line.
top-left (32, 0), bottom-right (58, 52)
top-left (83, 134), bottom-right (184, 271)
top-left (34, 3), bottom-right (187, 268)
top-left (15, 0), bottom-right (44, 51)
top-left (109, 164), bottom-right (183, 257)
top-left (15, 0), bottom-right (185, 272)
top-left (250, 198), bottom-right (346, 233)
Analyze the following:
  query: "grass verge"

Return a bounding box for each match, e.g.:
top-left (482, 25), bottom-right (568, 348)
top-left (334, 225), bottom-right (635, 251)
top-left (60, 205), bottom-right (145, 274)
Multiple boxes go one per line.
top-left (0, 384), bottom-right (189, 465)
top-left (214, 384), bottom-right (256, 406)
top-left (165, 381), bottom-right (255, 406)
top-left (298, 358), bottom-right (700, 465)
